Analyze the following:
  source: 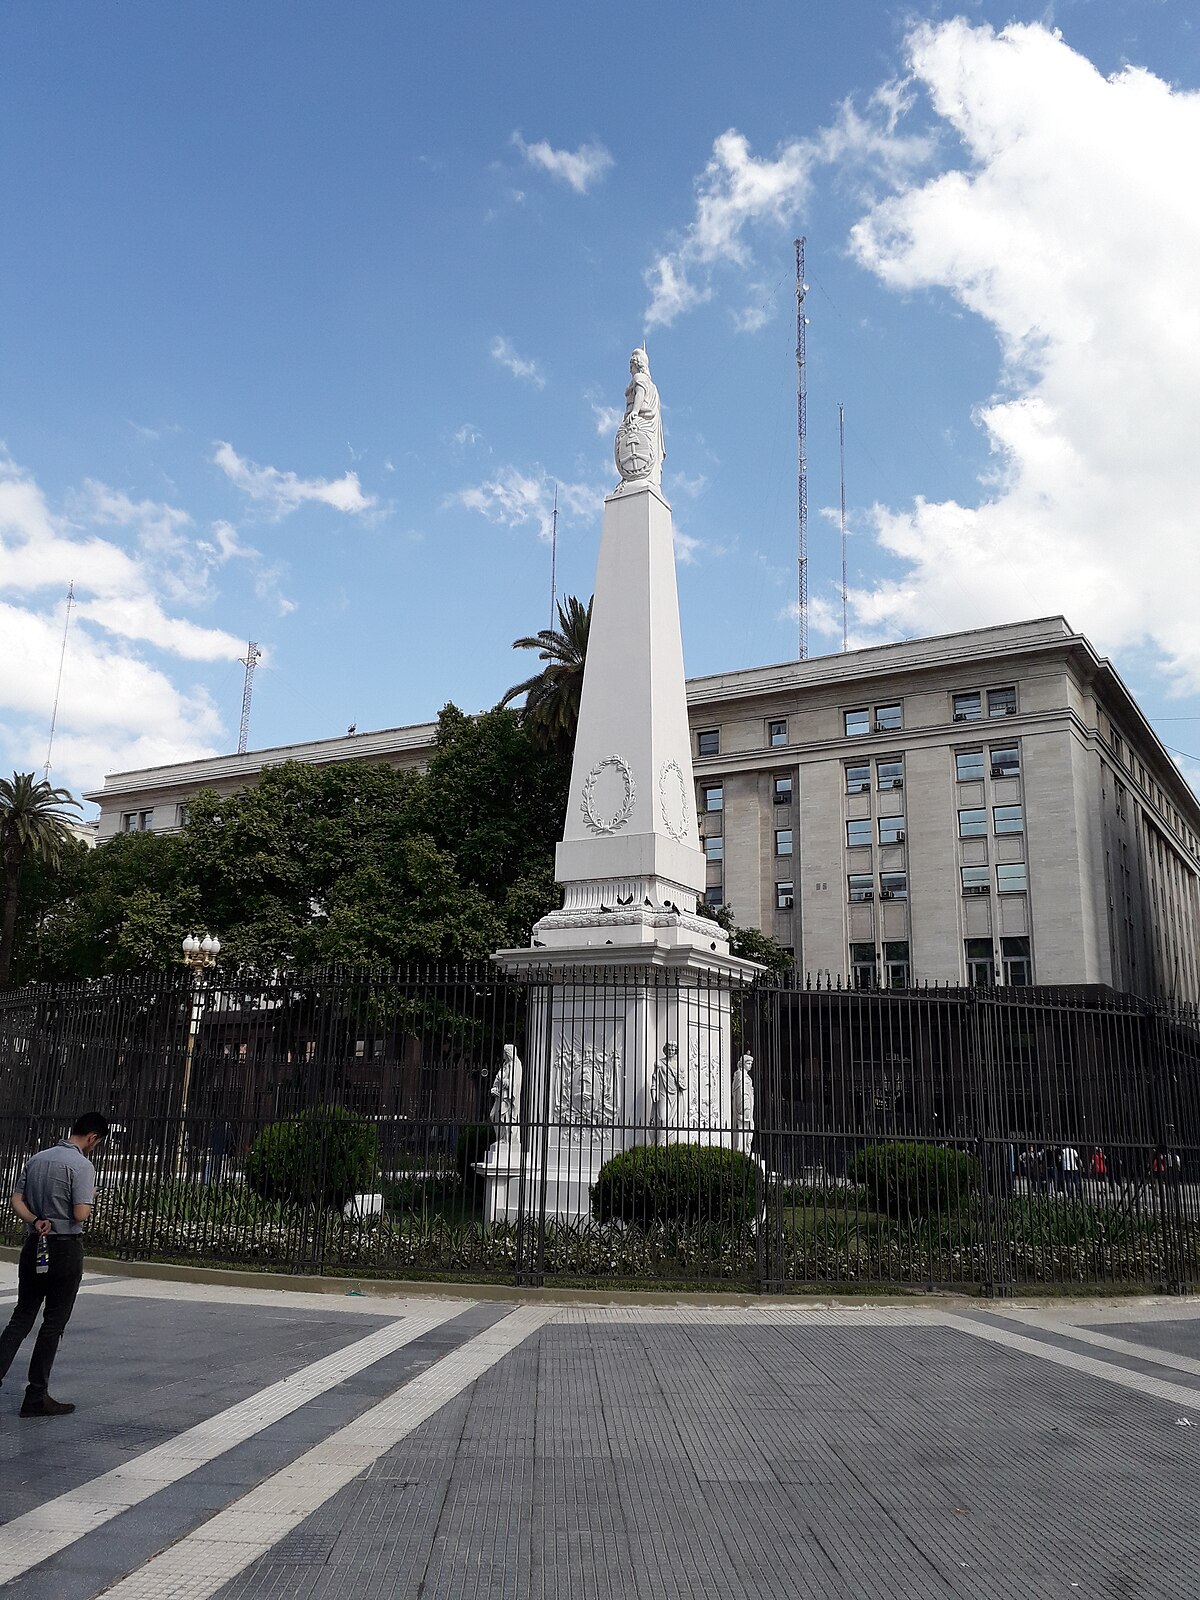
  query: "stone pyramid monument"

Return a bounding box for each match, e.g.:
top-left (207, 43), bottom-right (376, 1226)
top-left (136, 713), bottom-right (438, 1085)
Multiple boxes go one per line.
top-left (490, 349), bottom-right (760, 1220)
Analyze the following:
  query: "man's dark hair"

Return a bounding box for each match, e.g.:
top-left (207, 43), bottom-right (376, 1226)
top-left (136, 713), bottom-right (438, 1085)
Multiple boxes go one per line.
top-left (71, 1111), bottom-right (110, 1140)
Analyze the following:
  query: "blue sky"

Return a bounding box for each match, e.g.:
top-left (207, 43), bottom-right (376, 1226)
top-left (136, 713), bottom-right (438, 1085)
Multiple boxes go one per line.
top-left (3, 2), bottom-right (1200, 807)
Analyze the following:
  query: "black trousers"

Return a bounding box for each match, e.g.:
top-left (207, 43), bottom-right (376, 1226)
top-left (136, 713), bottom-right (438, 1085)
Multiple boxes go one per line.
top-left (0, 1235), bottom-right (84, 1396)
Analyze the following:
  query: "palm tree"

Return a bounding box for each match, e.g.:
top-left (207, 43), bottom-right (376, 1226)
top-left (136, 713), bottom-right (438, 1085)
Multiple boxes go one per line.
top-left (0, 772), bottom-right (80, 985)
top-left (498, 595), bottom-right (592, 754)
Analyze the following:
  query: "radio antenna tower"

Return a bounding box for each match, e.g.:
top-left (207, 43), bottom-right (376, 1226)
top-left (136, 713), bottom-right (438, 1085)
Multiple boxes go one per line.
top-left (838, 401), bottom-right (848, 653)
top-left (794, 238), bottom-right (809, 661)
top-left (549, 482), bottom-right (559, 629)
top-left (43, 579), bottom-right (75, 780)
top-left (237, 641), bottom-right (261, 756)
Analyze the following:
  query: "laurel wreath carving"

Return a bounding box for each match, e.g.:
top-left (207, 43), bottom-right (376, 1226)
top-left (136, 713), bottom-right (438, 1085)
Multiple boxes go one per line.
top-left (658, 759), bottom-right (690, 843)
top-left (581, 755), bottom-right (636, 835)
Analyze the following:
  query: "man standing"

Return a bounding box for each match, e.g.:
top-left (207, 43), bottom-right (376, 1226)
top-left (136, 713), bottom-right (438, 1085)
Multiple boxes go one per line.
top-left (0, 1111), bottom-right (108, 1417)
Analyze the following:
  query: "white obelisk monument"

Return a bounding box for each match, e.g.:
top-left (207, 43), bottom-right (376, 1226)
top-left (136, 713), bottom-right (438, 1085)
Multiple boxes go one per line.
top-left (490, 349), bottom-right (760, 1220)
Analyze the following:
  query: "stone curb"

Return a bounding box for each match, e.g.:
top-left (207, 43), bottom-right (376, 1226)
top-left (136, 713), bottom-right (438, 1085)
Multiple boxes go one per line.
top-left (1, 1243), bottom-right (1193, 1313)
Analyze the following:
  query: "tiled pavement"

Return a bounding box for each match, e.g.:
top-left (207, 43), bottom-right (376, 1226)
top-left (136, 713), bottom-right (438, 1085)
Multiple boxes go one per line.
top-left (0, 1267), bottom-right (1198, 1598)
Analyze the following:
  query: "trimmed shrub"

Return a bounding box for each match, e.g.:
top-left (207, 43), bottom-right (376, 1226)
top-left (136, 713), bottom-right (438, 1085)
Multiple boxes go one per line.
top-left (591, 1143), bottom-right (763, 1231)
top-left (245, 1105), bottom-right (378, 1210)
top-left (847, 1141), bottom-right (978, 1222)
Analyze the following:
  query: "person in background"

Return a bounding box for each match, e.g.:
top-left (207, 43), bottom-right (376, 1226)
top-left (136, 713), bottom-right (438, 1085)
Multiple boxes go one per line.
top-left (0, 1111), bottom-right (109, 1418)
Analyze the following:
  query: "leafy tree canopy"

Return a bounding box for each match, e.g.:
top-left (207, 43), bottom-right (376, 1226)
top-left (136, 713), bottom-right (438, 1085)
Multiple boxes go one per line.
top-left (5, 706), bottom-right (570, 983)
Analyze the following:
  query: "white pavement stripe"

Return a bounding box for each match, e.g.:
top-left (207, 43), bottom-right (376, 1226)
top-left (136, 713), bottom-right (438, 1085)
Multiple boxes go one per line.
top-left (0, 1301), bottom-right (465, 1585)
top-left (945, 1313), bottom-right (1200, 1414)
top-left (99, 1306), bottom-right (554, 1600)
top-left (1001, 1309), bottom-right (1200, 1379)
top-left (75, 1275), bottom-right (455, 1315)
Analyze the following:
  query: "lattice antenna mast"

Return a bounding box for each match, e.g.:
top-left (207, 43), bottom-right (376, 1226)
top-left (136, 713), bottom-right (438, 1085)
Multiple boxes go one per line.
top-left (838, 401), bottom-right (848, 653)
top-left (794, 238), bottom-right (809, 661)
top-left (549, 482), bottom-right (559, 630)
top-left (237, 641), bottom-right (261, 756)
top-left (43, 579), bottom-right (75, 780)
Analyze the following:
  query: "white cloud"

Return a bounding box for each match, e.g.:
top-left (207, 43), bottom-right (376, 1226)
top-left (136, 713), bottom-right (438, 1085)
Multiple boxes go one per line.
top-left (591, 403), bottom-right (623, 438)
top-left (213, 441), bottom-right (374, 518)
top-left (841, 19), bottom-right (1200, 691)
top-left (669, 471), bottom-right (708, 499)
top-left (511, 133), bottom-right (613, 194)
top-left (489, 336), bottom-right (546, 389)
top-left (447, 467), bottom-right (604, 544)
top-left (644, 97), bottom-right (931, 328)
top-left (453, 423), bottom-right (485, 448)
top-left (0, 455), bottom-right (247, 789)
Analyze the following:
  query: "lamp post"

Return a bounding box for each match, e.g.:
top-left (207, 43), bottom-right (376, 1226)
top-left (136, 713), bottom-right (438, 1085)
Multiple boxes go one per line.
top-left (177, 932), bottom-right (220, 1176)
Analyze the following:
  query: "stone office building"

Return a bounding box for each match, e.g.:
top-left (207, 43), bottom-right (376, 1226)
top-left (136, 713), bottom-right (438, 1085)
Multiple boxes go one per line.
top-left (84, 616), bottom-right (1200, 1001)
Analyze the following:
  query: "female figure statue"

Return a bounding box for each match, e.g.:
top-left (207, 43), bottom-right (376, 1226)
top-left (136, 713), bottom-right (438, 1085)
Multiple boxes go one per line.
top-left (489, 1044), bottom-right (523, 1149)
top-left (732, 1053), bottom-right (755, 1155)
top-left (615, 348), bottom-right (665, 488)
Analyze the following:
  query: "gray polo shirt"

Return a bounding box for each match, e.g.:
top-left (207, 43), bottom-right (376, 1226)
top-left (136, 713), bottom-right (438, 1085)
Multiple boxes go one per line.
top-left (17, 1140), bottom-right (96, 1236)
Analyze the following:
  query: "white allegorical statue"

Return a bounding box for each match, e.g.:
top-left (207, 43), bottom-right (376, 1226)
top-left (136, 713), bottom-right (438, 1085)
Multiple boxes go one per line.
top-left (732, 1053), bottom-right (755, 1154)
top-left (614, 347), bottom-right (665, 489)
top-left (489, 1044), bottom-right (523, 1148)
top-left (651, 1041), bottom-right (685, 1143)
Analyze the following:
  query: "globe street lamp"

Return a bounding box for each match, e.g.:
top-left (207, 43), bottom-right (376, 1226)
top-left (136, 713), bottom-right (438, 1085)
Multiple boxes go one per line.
top-left (177, 931), bottom-right (220, 1174)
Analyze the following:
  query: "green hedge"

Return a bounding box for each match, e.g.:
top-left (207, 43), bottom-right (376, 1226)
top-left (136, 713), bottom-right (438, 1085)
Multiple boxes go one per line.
top-left (847, 1141), bottom-right (979, 1222)
top-left (245, 1104), bottom-right (378, 1209)
top-left (591, 1143), bottom-right (763, 1231)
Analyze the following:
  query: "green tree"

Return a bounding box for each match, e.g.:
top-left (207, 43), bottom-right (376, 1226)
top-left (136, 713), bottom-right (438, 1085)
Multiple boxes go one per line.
top-left (0, 772), bottom-right (81, 985)
top-left (695, 900), bottom-right (795, 980)
top-left (497, 594), bottom-right (591, 754)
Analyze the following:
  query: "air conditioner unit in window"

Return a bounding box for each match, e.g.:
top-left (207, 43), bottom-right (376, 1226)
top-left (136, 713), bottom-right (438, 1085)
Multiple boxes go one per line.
top-left (953, 712), bottom-right (973, 722)
top-left (879, 889), bottom-right (894, 900)
top-left (894, 830), bottom-right (906, 843)
top-left (774, 792), bottom-right (792, 805)
top-left (780, 896), bottom-right (794, 910)
top-left (850, 890), bottom-right (874, 903)
top-left (964, 885), bottom-right (991, 896)
top-left (874, 721), bottom-right (895, 733)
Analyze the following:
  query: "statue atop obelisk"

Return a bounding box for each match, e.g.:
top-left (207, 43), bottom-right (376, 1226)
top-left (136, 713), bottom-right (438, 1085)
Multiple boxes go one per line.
top-left (614, 347), bottom-right (665, 490)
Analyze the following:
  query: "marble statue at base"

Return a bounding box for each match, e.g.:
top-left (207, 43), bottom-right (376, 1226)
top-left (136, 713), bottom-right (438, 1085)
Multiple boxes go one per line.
top-left (481, 1044), bottom-right (522, 1167)
top-left (732, 1052), bottom-right (755, 1155)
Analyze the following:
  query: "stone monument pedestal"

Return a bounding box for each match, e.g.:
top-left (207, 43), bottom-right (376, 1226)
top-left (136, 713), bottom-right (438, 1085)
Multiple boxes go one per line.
top-left (485, 348), bottom-right (761, 1223)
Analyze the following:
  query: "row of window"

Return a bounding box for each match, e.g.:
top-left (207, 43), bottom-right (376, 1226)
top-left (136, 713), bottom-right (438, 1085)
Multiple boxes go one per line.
top-left (707, 831), bottom-right (795, 860)
top-left (693, 683), bottom-right (1019, 759)
top-left (702, 774), bottom-right (795, 815)
top-left (849, 872), bottom-right (907, 902)
top-left (957, 745), bottom-right (1020, 781)
top-left (848, 862), bottom-right (1029, 900)
top-left (849, 937), bottom-right (1031, 988)
top-left (848, 818), bottom-right (906, 847)
top-left (847, 757), bottom-right (903, 794)
top-left (959, 805), bottom-right (1023, 837)
top-left (121, 810), bottom-right (154, 832)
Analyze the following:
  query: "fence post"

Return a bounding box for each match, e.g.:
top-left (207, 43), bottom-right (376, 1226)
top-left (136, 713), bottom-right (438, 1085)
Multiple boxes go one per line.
top-left (1147, 1004), bottom-right (1188, 1295)
top-left (968, 988), bottom-right (1006, 1298)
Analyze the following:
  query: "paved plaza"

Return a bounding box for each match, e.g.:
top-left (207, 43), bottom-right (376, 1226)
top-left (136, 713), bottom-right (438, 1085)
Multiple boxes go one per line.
top-left (0, 1265), bottom-right (1198, 1597)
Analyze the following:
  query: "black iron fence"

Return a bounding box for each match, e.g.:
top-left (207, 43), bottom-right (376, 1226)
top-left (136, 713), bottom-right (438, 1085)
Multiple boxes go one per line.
top-left (1, 964), bottom-right (1198, 1295)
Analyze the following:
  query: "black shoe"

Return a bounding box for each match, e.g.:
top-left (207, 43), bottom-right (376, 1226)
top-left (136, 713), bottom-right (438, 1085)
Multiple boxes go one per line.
top-left (20, 1394), bottom-right (75, 1417)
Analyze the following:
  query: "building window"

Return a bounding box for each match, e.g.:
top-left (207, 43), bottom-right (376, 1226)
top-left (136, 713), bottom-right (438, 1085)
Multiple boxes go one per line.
top-left (955, 749), bottom-right (984, 782)
top-left (848, 873), bottom-right (874, 903)
top-left (844, 707), bottom-right (870, 737)
top-left (993, 804), bottom-right (1024, 835)
top-left (773, 774), bottom-right (793, 805)
top-left (121, 810), bottom-right (153, 833)
top-left (847, 819), bottom-right (872, 848)
top-left (961, 864), bottom-right (990, 894)
top-left (965, 937), bottom-right (994, 986)
top-left (704, 885), bottom-right (724, 908)
top-left (697, 729), bottom-right (720, 758)
top-left (849, 942), bottom-right (877, 989)
top-left (176, 803), bottom-right (191, 827)
top-left (997, 862), bottom-right (1028, 894)
top-left (705, 835), bottom-right (724, 861)
top-left (1001, 935), bottom-right (1032, 986)
top-left (846, 762), bottom-right (871, 795)
top-left (990, 744), bottom-right (1020, 779)
top-left (876, 756), bottom-right (904, 791)
top-left (953, 692), bottom-right (982, 722)
top-left (767, 718), bottom-right (788, 747)
top-left (879, 871), bottom-right (907, 901)
top-left (874, 703), bottom-right (902, 732)
top-left (776, 880), bottom-right (794, 910)
top-left (701, 784), bottom-right (723, 813)
top-left (775, 828), bottom-right (793, 857)
top-left (884, 940), bottom-right (910, 987)
top-left (878, 817), bottom-right (905, 846)
top-left (958, 808), bottom-right (986, 838)
top-left (987, 685), bottom-right (1017, 718)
